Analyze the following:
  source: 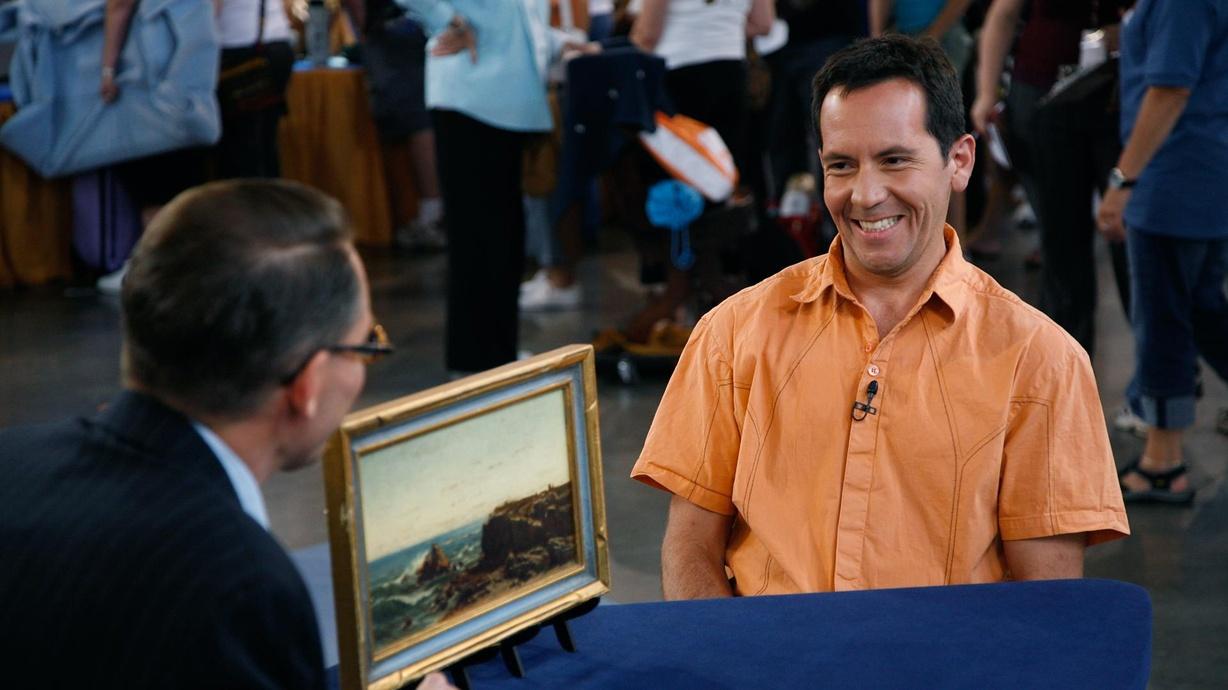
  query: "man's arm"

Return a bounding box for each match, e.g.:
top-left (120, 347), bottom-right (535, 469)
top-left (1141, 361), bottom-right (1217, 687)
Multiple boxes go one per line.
top-left (920, 0), bottom-right (975, 41)
top-left (1095, 85), bottom-right (1191, 241)
top-left (661, 495), bottom-right (734, 600)
top-left (1003, 533), bottom-right (1086, 580)
top-left (101, 0), bottom-right (138, 103)
top-left (745, 0), bottom-right (776, 38)
top-left (971, 0), bottom-right (1025, 134)
top-left (868, 0), bottom-right (893, 37)
top-left (629, 0), bottom-right (668, 52)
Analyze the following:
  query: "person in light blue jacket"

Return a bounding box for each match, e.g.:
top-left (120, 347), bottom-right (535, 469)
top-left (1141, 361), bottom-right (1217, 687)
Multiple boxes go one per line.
top-left (397, 0), bottom-right (595, 373)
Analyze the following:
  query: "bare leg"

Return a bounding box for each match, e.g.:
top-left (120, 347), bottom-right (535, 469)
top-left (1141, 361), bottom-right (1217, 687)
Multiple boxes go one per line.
top-left (1121, 428), bottom-right (1191, 493)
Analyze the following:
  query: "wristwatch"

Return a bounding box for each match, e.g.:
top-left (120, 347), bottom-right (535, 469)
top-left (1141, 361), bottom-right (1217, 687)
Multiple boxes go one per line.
top-left (1108, 167), bottom-right (1137, 190)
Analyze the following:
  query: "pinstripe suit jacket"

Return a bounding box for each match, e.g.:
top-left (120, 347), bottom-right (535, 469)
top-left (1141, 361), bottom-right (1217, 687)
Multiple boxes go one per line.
top-left (0, 391), bottom-right (326, 690)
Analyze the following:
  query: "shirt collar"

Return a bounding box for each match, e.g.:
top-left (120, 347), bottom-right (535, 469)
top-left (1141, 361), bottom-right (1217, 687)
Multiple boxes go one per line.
top-left (790, 225), bottom-right (970, 318)
top-left (191, 421), bottom-right (271, 530)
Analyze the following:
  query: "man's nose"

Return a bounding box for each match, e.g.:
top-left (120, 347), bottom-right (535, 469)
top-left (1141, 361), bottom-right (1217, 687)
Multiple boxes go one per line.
top-left (850, 167), bottom-right (890, 210)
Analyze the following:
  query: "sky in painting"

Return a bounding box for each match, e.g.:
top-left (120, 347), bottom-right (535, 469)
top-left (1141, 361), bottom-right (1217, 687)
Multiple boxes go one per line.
top-left (359, 388), bottom-right (573, 560)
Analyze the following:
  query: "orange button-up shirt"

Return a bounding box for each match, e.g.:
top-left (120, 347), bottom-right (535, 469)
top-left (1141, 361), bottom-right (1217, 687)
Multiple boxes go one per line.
top-left (632, 228), bottom-right (1129, 594)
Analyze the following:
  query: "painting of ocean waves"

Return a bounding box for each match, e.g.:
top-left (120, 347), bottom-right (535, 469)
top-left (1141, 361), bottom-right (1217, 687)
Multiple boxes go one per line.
top-left (367, 483), bottom-right (577, 652)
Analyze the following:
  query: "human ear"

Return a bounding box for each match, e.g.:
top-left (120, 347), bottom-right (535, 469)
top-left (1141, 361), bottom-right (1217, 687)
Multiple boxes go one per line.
top-left (946, 133), bottom-right (977, 193)
top-left (284, 350), bottom-right (327, 420)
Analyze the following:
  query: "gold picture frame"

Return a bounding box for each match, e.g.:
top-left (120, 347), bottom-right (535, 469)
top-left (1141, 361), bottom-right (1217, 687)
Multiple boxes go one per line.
top-left (324, 345), bottom-right (610, 690)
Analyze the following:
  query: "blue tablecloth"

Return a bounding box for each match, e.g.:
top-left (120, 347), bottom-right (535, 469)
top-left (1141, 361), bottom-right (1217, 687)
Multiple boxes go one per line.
top-left (293, 545), bottom-right (1151, 689)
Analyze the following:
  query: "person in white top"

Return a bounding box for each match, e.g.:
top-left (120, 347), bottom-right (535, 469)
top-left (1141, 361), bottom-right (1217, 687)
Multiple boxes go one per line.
top-left (215, 0), bottom-right (297, 178)
top-left (630, 0), bottom-right (773, 71)
top-left (629, 0), bottom-right (774, 173)
top-left (616, 0), bottom-right (773, 344)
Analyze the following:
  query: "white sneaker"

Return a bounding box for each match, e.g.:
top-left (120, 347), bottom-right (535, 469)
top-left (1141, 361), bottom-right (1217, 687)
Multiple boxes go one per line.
top-left (1012, 201), bottom-right (1037, 229)
top-left (96, 262), bottom-right (129, 295)
top-left (519, 269), bottom-right (551, 296)
top-left (1112, 405), bottom-right (1149, 439)
top-left (519, 275), bottom-right (581, 311)
top-left (395, 219), bottom-right (447, 251)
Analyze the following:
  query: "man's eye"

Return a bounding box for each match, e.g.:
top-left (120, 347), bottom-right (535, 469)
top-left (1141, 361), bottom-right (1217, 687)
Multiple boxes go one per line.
top-left (883, 157), bottom-right (908, 166)
top-left (825, 162), bottom-right (851, 172)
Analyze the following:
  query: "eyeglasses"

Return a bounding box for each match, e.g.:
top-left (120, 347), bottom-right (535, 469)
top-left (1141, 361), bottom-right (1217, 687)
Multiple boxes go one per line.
top-left (326, 323), bottom-right (394, 365)
top-left (281, 323), bottom-right (394, 384)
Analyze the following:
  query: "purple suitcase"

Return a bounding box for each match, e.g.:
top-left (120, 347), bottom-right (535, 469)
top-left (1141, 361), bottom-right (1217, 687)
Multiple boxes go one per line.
top-left (71, 168), bottom-right (142, 273)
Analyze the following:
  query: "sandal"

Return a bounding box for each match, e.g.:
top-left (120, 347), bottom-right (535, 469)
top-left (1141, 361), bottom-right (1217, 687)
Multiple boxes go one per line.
top-left (1118, 459), bottom-right (1195, 505)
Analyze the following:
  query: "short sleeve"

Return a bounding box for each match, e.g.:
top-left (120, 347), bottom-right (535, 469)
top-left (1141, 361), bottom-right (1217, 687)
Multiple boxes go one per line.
top-left (1143, 0), bottom-right (1218, 89)
top-left (998, 330), bottom-right (1130, 546)
top-left (631, 310), bottom-right (742, 515)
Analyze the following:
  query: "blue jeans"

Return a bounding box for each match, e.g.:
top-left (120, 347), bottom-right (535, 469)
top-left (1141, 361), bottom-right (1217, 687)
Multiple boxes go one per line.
top-left (1126, 227), bottom-right (1228, 429)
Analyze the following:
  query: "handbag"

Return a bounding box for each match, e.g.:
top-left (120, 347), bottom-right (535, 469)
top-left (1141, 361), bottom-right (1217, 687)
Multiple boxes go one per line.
top-left (638, 112), bottom-right (739, 202)
top-left (0, 0), bottom-right (221, 178)
top-left (216, 0), bottom-right (284, 114)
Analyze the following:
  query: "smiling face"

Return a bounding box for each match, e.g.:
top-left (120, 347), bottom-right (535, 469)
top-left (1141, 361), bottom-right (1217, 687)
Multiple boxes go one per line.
top-left (819, 78), bottom-right (974, 287)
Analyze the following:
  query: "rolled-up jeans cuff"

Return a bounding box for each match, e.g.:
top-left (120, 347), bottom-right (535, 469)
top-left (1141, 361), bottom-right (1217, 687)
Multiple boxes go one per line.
top-left (1131, 394), bottom-right (1196, 430)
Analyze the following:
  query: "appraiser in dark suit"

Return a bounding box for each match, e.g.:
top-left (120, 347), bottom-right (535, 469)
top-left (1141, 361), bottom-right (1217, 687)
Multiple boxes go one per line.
top-left (0, 180), bottom-right (453, 689)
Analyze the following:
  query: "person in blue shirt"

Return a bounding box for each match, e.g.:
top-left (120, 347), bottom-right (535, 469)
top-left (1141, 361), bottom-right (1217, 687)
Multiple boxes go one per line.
top-left (397, 0), bottom-right (596, 373)
top-left (1097, 0), bottom-right (1228, 504)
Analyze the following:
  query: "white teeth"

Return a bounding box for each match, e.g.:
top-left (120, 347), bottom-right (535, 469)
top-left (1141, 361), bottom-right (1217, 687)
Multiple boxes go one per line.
top-left (858, 217), bottom-right (901, 233)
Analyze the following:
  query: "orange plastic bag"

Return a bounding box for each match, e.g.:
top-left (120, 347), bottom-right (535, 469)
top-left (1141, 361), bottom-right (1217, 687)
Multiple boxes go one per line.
top-left (638, 112), bottom-right (738, 202)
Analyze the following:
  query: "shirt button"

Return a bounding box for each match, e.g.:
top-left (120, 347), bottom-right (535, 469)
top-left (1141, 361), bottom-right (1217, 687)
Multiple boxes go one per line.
top-left (867, 364), bottom-right (880, 376)
top-left (864, 343), bottom-right (873, 353)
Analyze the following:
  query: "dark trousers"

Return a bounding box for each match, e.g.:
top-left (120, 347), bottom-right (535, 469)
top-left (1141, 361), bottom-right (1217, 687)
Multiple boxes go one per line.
top-left (432, 109), bottom-right (526, 372)
top-left (217, 41), bottom-right (294, 178)
top-left (664, 60), bottom-right (749, 183)
top-left (764, 36), bottom-right (855, 198)
top-left (1126, 228), bottom-right (1228, 429)
top-left (1028, 84), bottom-right (1130, 355)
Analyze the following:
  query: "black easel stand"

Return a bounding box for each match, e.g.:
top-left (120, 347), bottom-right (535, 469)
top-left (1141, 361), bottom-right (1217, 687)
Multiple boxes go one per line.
top-left (440, 597), bottom-right (601, 689)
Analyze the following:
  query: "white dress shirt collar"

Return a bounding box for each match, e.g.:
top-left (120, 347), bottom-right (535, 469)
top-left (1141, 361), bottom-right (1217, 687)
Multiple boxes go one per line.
top-left (191, 421), bottom-right (271, 530)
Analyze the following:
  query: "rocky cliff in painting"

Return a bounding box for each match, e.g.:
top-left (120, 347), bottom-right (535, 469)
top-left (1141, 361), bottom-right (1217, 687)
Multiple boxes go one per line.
top-left (417, 544), bottom-right (452, 581)
top-left (438, 483), bottom-right (577, 615)
top-left (367, 482), bottom-right (578, 649)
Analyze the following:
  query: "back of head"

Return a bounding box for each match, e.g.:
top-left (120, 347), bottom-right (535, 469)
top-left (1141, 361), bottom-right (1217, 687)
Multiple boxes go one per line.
top-left (811, 34), bottom-right (965, 158)
top-left (121, 179), bottom-right (359, 420)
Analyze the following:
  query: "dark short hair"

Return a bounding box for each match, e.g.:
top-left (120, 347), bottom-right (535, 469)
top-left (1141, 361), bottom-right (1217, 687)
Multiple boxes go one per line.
top-left (811, 34), bottom-right (965, 158)
top-left (121, 179), bottom-right (360, 419)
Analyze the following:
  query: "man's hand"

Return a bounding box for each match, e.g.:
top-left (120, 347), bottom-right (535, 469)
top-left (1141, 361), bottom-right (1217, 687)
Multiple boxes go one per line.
top-left (1003, 533), bottom-right (1086, 580)
top-left (100, 69), bottom-right (119, 103)
top-left (970, 94), bottom-right (1000, 136)
top-left (1096, 187), bottom-right (1131, 243)
top-left (561, 40), bottom-right (601, 61)
top-left (661, 495), bottom-right (734, 599)
top-left (419, 672), bottom-right (458, 690)
top-left (432, 15), bottom-right (477, 64)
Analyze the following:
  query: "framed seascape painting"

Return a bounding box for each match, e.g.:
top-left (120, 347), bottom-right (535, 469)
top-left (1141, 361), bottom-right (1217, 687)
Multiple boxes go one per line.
top-left (324, 344), bottom-right (610, 690)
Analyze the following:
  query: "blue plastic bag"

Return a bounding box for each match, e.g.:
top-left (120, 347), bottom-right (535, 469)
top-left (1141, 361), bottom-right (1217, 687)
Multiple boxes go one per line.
top-left (646, 180), bottom-right (704, 270)
top-left (0, 0), bottom-right (220, 178)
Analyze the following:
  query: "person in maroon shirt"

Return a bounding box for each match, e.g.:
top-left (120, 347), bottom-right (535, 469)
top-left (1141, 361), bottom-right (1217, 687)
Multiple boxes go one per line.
top-left (972, 0), bottom-right (1132, 357)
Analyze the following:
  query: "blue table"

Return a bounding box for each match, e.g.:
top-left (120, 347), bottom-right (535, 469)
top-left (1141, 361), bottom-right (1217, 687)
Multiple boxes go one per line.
top-left (292, 545), bottom-right (1151, 689)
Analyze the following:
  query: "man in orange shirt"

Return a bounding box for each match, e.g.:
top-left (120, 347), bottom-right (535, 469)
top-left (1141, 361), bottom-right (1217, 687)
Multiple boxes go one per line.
top-left (631, 35), bottom-right (1129, 599)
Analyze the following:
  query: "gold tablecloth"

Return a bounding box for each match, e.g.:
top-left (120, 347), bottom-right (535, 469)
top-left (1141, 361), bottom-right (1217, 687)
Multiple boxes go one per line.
top-left (0, 102), bottom-right (74, 289)
top-left (278, 67), bottom-right (395, 246)
top-left (0, 67), bottom-right (405, 288)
